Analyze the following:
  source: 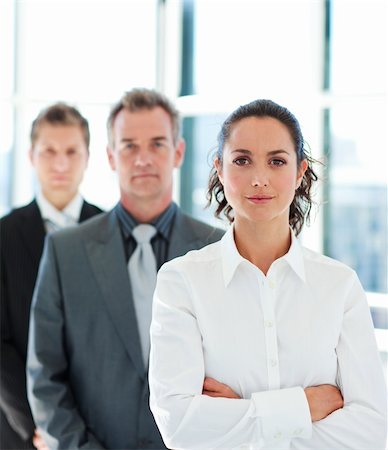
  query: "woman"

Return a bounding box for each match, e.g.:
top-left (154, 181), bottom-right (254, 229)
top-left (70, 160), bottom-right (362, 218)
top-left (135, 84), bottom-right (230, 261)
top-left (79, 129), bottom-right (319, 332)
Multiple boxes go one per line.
top-left (149, 99), bottom-right (387, 449)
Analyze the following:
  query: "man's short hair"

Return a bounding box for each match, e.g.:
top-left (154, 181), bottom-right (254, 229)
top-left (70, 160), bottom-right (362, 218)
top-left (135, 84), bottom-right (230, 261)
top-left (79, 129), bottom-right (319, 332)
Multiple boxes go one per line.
top-left (107, 88), bottom-right (181, 146)
top-left (30, 102), bottom-right (90, 149)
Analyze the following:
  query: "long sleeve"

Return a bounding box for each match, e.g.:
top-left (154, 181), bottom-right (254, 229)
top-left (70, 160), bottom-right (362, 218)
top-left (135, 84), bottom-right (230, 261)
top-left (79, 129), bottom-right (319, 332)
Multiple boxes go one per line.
top-left (149, 265), bottom-right (312, 450)
top-left (0, 269), bottom-right (35, 441)
top-left (26, 236), bottom-right (105, 450)
top-left (291, 274), bottom-right (387, 450)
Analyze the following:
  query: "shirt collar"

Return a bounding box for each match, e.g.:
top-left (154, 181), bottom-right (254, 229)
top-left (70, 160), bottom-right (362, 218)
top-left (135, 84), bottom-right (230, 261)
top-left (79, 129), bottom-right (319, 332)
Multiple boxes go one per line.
top-left (36, 190), bottom-right (83, 229)
top-left (115, 201), bottom-right (177, 241)
top-left (220, 226), bottom-right (246, 287)
top-left (282, 229), bottom-right (306, 283)
top-left (220, 225), bottom-right (306, 287)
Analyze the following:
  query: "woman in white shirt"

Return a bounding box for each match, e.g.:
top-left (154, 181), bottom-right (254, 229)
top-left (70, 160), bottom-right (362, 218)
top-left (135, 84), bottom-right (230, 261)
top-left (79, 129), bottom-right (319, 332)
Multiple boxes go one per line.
top-left (149, 99), bottom-right (387, 450)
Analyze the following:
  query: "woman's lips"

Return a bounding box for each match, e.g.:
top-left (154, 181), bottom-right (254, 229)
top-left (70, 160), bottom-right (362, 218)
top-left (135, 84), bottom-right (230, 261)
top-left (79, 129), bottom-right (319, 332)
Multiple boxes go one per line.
top-left (246, 195), bottom-right (274, 204)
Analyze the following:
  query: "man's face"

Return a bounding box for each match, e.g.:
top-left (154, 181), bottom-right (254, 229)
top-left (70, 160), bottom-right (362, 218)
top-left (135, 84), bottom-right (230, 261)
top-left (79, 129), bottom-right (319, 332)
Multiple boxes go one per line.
top-left (30, 124), bottom-right (89, 203)
top-left (107, 107), bottom-right (185, 207)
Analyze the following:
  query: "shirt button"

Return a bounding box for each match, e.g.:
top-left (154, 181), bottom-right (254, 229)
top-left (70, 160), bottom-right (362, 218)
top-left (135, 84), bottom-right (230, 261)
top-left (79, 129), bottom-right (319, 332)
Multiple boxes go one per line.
top-left (268, 280), bottom-right (275, 289)
top-left (269, 358), bottom-right (278, 367)
top-left (274, 431), bottom-right (282, 439)
top-left (264, 320), bottom-right (273, 328)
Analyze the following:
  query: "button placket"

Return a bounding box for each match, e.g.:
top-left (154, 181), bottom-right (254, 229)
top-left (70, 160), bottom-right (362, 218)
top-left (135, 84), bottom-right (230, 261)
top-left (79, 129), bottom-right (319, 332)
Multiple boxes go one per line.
top-left (259, 276), bottom-right (280, 390)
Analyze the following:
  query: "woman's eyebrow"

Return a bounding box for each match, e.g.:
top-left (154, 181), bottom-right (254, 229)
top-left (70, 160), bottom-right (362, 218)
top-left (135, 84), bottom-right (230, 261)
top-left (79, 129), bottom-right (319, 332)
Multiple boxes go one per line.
top-left (231, 148), bottom-right (252, 154)
top-left (267, 149), bottom-right (290, 156)
top-left (231, 149), bottom-right (290, 155)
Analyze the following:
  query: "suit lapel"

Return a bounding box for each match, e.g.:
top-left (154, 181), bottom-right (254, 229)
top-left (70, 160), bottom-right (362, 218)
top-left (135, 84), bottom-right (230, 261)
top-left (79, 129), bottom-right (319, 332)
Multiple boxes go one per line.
top-left (79, 200), bottom-right (102, 221)
top-left (18, 200), bottom-right (46, 266)
top-left (85, 211), bottom-right (145, 378)
top-left (17, 200), bottom-right (99, 266)
top-left (168, 210), bottom-right (204, 260)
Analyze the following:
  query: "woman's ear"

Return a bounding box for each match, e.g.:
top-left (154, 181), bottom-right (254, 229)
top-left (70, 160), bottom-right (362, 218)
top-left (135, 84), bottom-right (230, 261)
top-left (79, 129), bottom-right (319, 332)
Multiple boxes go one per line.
top-left (296, 159), bottom-right (308, 189)
top-left (214, 157), bottom-right (224, 185)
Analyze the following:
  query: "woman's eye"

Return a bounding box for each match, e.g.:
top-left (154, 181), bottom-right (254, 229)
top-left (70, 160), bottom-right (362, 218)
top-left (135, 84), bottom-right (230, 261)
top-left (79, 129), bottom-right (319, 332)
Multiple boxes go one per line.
top-left (233, 157), bottom-right (250, 166)
top-left (270, 158), bottom-right (286, 166)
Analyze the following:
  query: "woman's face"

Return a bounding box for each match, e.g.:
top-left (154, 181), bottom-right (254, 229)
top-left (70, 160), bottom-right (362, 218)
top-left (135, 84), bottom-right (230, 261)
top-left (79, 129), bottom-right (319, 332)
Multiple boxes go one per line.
top-left (215, 116), bottom-right (307, 227)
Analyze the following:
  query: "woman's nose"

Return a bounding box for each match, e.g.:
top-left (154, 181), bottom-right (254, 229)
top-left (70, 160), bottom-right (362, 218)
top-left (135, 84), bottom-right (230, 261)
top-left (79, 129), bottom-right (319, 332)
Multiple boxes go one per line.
top-left (251, 170), bottom-right (269, 187)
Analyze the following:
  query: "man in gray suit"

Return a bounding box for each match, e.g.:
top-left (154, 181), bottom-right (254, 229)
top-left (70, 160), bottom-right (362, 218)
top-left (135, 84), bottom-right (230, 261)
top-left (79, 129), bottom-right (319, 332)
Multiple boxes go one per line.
top-left (26, 88), bottom-right (224, 450)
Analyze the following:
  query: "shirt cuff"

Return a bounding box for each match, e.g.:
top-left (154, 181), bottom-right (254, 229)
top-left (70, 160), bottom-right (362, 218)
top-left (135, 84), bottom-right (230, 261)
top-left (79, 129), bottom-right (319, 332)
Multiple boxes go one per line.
top-left (251, 386), bottom-right (312, 443)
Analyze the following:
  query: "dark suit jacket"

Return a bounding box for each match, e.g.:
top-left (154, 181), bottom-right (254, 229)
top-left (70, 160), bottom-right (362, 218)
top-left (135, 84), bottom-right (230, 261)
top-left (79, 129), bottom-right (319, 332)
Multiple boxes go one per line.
top-left (27, 208), bottom-right (224, 450)
top-left (0, 200), bottom-right (103, 449)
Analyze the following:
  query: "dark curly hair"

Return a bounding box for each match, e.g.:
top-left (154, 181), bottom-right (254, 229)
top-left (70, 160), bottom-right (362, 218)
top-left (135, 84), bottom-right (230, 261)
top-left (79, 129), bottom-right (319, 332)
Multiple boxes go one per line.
top-left (206, 99), bottom-right (319, 236)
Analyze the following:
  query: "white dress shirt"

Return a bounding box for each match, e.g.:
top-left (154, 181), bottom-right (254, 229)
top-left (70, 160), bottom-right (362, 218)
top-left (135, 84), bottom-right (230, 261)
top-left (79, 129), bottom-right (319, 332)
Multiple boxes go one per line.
top-left (36, 191), bottom-right (83, 232)
top-left (149, 226), bottom-right (387, 450)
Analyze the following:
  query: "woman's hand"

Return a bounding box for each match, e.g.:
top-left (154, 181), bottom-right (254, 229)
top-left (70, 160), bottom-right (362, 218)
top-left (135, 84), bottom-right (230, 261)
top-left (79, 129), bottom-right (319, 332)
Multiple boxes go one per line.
top-left (304, 384), bottom-right (344, 422)
top-left (202, 378), bottom-right (343, 423)
top-left (202, 377), bottom-right (241, 399)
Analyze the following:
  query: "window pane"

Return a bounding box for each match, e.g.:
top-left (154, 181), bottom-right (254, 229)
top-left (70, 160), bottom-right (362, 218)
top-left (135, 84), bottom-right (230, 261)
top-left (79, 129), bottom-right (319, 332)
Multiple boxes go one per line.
top-left (326, 100), bottom-right (387, 293)
top-left (79, 103), bottom-right (119, 210)
top-left (0, 0), bottom-right (15, 98)
top-left (19, 0), bottom-right (157, 102)
top-left (330, 0), bottom-right (387, 94)
top-left (0, 103), bottom-right (14, 215)
top-left (193, 0), bottom-right (322, 97)
top-left (180, 114), bottom-right (227, 227)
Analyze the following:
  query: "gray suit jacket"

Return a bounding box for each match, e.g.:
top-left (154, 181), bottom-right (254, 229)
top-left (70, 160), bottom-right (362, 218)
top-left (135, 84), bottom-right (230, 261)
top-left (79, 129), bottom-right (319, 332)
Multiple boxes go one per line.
top-left (27, 207), bottom-right (224, 450)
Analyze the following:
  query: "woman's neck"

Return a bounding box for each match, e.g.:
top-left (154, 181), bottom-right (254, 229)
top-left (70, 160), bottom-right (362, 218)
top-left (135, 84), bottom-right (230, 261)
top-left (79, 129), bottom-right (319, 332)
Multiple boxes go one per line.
top-left (233, 218), bottom-right (291, 275)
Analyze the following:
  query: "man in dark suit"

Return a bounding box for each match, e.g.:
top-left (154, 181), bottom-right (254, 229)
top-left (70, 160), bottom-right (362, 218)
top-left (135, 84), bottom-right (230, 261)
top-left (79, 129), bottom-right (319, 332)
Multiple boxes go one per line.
top-left (0, 103), bottom-right (103, 449)
top-left (26, 89), bottom-right (224, 450)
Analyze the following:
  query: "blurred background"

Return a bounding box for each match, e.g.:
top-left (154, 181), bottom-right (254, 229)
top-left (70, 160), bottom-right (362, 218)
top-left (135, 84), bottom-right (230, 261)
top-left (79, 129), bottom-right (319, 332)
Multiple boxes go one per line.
top-left (0, 0), bottom-right (387, 371)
